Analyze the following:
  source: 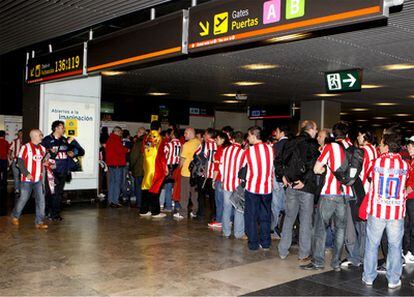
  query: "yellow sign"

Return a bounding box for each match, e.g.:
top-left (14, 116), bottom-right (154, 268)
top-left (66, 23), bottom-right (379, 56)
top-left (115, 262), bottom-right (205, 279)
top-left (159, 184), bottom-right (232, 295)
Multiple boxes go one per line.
top-left (151, 115), bottom-right (159, 122)
top-left (65, 119), bottom-right (78, 137)
top-left (214, 12), bottom-right (229, 35)
top-left (199, 21), bottom-right (210, 36)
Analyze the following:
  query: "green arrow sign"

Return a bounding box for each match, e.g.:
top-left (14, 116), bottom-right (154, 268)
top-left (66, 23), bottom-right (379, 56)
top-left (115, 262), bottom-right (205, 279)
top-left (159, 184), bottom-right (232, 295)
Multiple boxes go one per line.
top-left (325, 69), bottom-right (362, 93)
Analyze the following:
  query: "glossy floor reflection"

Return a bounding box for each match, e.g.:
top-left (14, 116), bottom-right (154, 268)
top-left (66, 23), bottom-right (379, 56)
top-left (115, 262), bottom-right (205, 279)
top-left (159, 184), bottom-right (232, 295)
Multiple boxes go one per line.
top-left (0, 204), bottom-right (330, 296)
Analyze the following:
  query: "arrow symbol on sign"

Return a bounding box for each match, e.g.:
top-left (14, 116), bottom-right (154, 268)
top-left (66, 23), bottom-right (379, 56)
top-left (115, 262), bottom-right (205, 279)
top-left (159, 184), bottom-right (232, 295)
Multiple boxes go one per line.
top-left (343, 74), bottom-right (356, 87)
top-left (199, 21), bottom-right (210, 37)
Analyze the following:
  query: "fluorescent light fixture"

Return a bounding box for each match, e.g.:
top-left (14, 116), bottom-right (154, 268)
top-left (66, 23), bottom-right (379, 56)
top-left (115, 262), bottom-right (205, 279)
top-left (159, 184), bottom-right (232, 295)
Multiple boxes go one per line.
top-left (362, 84), bottom-right (383, 89)
top-left (233, 81), bottom-right (264, 86)
top-left (314, 93), bottom-right (340, 97)
top-left (147, 92), bottom-right (169, 96)
top-left (223, 100), bottom-right (239, 104)
top-left (375, 102), bottom-right (398, 106)
top-left (241, 64), bottom-right (279, 70)
top-left (395, 113), bottom-right (411, 116)
top-left (266, 33), bottom-right (311, 43)
top-left (221, 93), bottom-right (247, 97)
top-left (356, 119), bottom-right (368, 122)
top-left (381, 64), bottom-right (414, 71)
top-left (101, 71), bottom-right (125, 76)
top-left (351, 108), bottom-right (369, 112)
top-left (340, 112), bottom-right (348, 115)
top-left (373, 117), bottom-right (388, 120)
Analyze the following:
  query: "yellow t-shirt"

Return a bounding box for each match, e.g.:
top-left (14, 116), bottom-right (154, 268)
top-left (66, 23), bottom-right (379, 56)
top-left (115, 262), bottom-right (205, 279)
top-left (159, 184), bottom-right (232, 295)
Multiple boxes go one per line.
top-left (181, 138), bottom-right (201, 177)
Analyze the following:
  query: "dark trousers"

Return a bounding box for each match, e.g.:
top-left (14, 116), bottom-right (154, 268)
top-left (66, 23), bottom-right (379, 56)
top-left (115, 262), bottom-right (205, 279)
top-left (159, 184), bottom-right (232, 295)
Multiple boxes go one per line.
top-left (0, 159), bottom-right (7, 215)
top-left (404, 199), bottom-right (414, 254)
top-left (47, 172), bottom-right (66, 218)
top-left (197, 178), bottom-right (215, 219)
top-left (140, 190), bottom-right (160, 215)
top-left (244, 191), bottom-right (272, 250)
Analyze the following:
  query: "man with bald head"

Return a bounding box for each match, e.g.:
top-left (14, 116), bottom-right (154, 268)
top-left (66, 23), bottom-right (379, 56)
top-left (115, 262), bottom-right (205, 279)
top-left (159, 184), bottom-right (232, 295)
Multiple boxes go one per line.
top-left (11, 129), bottom-right (48, 229)
top-left (174, 128), bottom-right (201, 219)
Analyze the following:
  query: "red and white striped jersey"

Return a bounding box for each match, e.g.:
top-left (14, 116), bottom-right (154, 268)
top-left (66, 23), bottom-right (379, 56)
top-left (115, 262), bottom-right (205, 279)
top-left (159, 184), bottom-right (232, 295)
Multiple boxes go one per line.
top-left (10, 137), bottom-right (22, 160)
top-left (241, 143), bottom-right (274, 194)
top-left (220, 143), bottom-right (244, 192)
top-left (164, 138), bottom-right (181, 166)
top-left (18, 142), bottom-right (46, 183)
top-left (360, 143), bottom-right (378, 193)
top-left (366, 153), bottom-right (409, 220)
top-left (318, 139), bottom-right (353, 197)
top-left (195, 139), bottom-right (217, 179)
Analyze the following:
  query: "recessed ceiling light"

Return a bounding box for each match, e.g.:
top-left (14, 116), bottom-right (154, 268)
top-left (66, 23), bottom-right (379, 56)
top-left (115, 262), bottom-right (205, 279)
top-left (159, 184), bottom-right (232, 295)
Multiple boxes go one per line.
top-left (372, 124), bottom-right (382, 127)
top-left (373, 117), bottom-right (388, 120)
top-left (375, 102), bottom-right (398, 106)
top-left (395, 113), bottom-right (411, 116)
top-left (407, 121), bottom-right (414, 124)
top-left (351, 108), bottom-right (369, 111)
top-left (101, 71), bottom-right (126, 76)
top-left (340, 112), bottom-right (348, 115)
top-left (221, 93), bottom-right (247, 97)
top-left (362, 84), bottom-right (383, 89)
top-left (147, 92), bottom-right (169, 96)
top-left (356, 119), bottom-right (368, 122)
top-left (241, 64), bottom-right (279, 70)
top-left (314, 93), bottom-right (340, 97)
top-left (266, 33), bottom-right (312, 43)
top-left (381, 64), bottom-right (414, 71)
top-left (233, 81), bottom-right (264, 86)
top-left (409, 95), bottom-right (414, 99)
top-left (222, 100), bottom-right (239, 104)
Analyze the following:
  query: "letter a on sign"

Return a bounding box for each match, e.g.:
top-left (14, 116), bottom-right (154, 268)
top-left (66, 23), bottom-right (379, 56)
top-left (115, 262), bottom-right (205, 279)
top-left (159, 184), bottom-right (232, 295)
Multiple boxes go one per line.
top-left (263, 0), bottom-right (281, 25)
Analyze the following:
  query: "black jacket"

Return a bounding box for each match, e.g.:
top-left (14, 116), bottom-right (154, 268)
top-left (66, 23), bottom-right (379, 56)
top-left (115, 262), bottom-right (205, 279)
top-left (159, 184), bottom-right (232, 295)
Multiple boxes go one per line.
top-left (273, 137), bottom-right (289, 183)
top-left (281, 132), bottom-right (320, 194)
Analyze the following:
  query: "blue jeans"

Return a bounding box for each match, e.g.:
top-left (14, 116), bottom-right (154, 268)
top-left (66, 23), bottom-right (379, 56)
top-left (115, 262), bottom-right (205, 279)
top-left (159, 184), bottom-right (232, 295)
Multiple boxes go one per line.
top-left (222, 190), bottom-right (245, 238)
top-left (363, 215), bottom-right (404, 285)
top-left (134, 176), bottom-right (143, 207)
top-left (12, 160), bottom-right (21, 193)
top-left (108, 166), bottom-right (123, 204)
top-left (244, 191), bottom-right (272, 250)
top-left (12, 181), bottom-right (45, 224)
top-left (159, 188), bottom-right (166, 207)
top-left (159, 183), bottom-right (173, 210)
top-left (271, 179), bottom-right (286, 231)
top-left (215, 181), bottom-right (224, 223)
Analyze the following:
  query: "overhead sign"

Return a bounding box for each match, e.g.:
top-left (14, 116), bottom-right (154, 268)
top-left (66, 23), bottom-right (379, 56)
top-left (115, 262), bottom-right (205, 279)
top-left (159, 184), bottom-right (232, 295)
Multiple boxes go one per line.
top-left (87, 11), bottom-right (188, 73)
top-left (188, 0), bottom-right (386, 52)
top-left (26, 44), bottom-right (85, 84)
top-left (325, 69), bottom-right (362, 93)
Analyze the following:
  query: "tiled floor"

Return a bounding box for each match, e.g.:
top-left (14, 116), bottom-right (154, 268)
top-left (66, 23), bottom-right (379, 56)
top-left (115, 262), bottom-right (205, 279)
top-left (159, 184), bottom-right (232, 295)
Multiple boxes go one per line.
top-left (1, 204), bottom-right (413, 296)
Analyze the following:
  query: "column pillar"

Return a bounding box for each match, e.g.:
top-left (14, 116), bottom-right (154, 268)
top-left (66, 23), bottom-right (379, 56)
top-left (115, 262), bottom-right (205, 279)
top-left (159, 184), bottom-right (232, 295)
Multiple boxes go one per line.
top-left (300, 100), bottom-right (340, 130)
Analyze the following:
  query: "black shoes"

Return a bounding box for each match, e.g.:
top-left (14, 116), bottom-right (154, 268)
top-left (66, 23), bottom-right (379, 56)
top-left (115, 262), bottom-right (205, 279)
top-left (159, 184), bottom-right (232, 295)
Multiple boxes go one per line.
top-left (109, 203), bottom-right (122, 208)
top-left (300, 263), bottom-right (324, 270)
top-left (52, 216), bottom-right (64, 222)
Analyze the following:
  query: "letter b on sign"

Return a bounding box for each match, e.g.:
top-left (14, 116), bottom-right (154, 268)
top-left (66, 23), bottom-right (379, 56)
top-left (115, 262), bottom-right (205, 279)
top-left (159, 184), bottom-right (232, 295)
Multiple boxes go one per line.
top-left (286, 0), bottom-right (305, 19)
top-left (263, 0), bottom-right (281, 25)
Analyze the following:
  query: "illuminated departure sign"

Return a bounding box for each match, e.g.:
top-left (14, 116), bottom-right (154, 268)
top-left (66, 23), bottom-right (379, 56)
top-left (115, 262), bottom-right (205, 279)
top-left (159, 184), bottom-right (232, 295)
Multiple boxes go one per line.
top-left (188, 0), bottom-right (386, 52)
top-left (26, 44), bottom-right (85, 84)
top-left (87, 11), bottom-right (188, 73)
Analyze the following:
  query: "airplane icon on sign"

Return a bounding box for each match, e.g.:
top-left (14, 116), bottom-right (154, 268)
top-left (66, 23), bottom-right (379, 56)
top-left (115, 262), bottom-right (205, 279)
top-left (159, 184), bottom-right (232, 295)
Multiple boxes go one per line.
top-left (214, 12), bottom-right (228, 35)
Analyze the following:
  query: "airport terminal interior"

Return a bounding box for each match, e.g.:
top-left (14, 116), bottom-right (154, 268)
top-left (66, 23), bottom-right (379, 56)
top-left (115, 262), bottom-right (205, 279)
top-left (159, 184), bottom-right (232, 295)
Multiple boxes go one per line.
top-left (1, 0), bottom-right (414, 296)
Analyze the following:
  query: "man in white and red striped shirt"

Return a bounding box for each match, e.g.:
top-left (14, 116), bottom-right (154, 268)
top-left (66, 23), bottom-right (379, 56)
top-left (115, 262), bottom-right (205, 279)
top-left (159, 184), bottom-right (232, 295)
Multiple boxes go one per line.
top-left (242, 126), bottom-right (274, 250)
top-left (195, 128), bottom-right (217, 220)
top-left (8, 129), bottom-right (23, 195)
top-left (11, 129), bottom-right (48, 229)
top-left (362, 133), bottom-right (409, 288)
top-left (342, 129), bottom-right (379, 268)
top-left (304, 122), bottom-right (353, 271)
top-left (220, 135), bottom-right (245, 238)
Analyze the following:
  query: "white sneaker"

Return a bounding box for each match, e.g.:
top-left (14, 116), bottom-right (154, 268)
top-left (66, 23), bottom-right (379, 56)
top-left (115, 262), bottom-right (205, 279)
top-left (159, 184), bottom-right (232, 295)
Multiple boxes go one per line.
top-left (362, 278), bottom-right (373, 286)
top-left (152, 213), bottom-right (166, 219)
top-left (388, 280), bottom-right (401, 289)
top-left (190, 212), bottom-right (197, 218)
top-left (404, 251), bottom-right (414, 264)
top-left (173, 213), bottom-right (184, 220)
top-left (139, 211), bottom-right (152, 217)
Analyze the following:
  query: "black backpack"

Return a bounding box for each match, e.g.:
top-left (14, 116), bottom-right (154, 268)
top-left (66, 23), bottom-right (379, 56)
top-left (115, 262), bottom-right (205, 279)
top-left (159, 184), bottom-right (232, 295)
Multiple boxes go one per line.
top-left (282, 137), bottom-right (307, 183)
top-left (332, 143), bottom-right (364, 186)
top-left (189, 143), bottom-right (208, 185)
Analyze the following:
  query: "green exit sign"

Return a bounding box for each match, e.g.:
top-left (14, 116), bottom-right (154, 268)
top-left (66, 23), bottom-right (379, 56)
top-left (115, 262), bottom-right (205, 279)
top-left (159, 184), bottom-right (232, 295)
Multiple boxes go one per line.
top-left (325, 69), bottom-right (363, 93)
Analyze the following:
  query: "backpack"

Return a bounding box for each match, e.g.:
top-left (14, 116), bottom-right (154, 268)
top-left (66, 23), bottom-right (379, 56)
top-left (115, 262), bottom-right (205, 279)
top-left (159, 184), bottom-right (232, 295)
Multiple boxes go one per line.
top-left (332, 143), bottom-right (364, 186)
top-left (189, 143), bottom-right (208, 186)
top-left (282, 137), bottom-right (307, 183)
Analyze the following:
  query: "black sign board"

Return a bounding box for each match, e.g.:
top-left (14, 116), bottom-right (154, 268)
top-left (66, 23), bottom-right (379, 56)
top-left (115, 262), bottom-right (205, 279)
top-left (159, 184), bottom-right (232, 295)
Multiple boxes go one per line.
top-left (26, 44), bottom-right (85, 84)
top-left (88, 11), bottom-right (188, 73)
top-left (188, 0), bottom-right (386, 52)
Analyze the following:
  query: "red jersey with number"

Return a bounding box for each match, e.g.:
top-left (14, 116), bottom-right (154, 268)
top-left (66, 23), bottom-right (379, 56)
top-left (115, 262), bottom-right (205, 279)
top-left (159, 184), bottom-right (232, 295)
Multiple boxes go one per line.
top-left (19, 143), bottom-right (46, 183)
top-left (195, 139), bottom-right (217, 179)
top-left (219, 144), bottom-right (244, 191)
top-left (318, 139), bottom-right (353, 197)
top-left (361, 144), bottom-right (378, 193)
top-left (164, 139), bottom-right (181, 166)
top-left (241, 143), bottom-right (274, 195)
top-left (366, 153), bottom-right (409, 220)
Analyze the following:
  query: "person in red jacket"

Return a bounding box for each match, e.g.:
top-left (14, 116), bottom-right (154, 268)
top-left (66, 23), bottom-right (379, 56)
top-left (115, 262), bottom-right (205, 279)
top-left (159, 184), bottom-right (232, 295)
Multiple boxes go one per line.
top-left (0, 130), bottom-right (10, 215)
top-left (405, 136), bottom-right (414, 265)
top-left (105, 126), bottom-right (129, 208)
